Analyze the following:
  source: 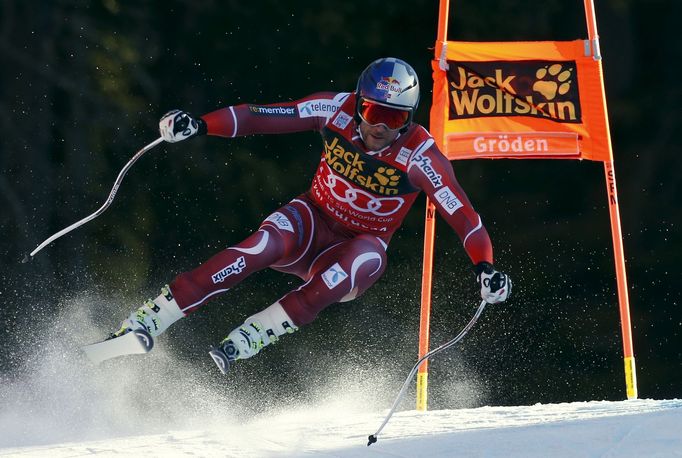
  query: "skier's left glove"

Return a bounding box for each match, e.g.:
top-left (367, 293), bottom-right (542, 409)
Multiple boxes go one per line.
top-left (159, 109), bottom-right (207, 143)
top-left (475, 262), bottom-right (511, 304)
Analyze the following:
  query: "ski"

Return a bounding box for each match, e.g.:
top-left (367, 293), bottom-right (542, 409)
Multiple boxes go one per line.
top-left (82, 329), bottom-right (154, 364)
top-left (208, 346), bottom-right (231, 374)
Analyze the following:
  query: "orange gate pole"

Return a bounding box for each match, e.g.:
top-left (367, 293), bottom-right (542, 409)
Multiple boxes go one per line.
top-left (416, 0), bottom-right (451, 412)
top-left (584, 0), bottom-right (638, 399)
top-left (416, 200), bottom-right (437, 410)
top-left (604, 161), bottom-right (638, 399)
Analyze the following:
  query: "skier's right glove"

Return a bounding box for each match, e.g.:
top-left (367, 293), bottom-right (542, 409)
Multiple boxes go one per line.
top-left (475, 262), bottom-right (511, 304)
top-left (159, 109), bottom-right (207, 143)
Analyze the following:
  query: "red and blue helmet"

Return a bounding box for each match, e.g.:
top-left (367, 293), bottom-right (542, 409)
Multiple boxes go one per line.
top-left (355, 57), bottom-right (420, 131)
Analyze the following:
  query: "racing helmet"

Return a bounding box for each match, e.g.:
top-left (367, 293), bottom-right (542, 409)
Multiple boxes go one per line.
top-left (355, 57), bottom-right (420, 131)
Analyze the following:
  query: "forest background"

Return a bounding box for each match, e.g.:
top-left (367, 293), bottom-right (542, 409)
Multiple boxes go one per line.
top-left (0, 0), bottom-right (679, 409)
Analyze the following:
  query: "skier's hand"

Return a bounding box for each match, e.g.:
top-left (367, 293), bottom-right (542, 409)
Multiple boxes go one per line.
top-left (159, 109), bottom-right (207, 143)
top-left (475, 262), bottom-right (511, 304)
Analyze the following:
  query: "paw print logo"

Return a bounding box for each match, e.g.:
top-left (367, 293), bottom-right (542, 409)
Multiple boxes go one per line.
top-left (533, 64), bottom-right (573, 100)
top-left (374, 167), bottom-right (400, 186)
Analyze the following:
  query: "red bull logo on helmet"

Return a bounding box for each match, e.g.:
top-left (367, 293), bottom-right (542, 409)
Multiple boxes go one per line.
top-left (377, 76), bottom-right (402, 94)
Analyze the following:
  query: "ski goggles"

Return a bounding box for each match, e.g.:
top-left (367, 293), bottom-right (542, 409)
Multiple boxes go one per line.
top-left (358, 100), bottom-right (410, 130)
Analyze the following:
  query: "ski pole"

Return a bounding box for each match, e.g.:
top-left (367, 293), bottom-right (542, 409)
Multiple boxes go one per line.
top-left (367, 299), bottom-right (487, 446)
top-left (22, 137), bottom-right (165, 263)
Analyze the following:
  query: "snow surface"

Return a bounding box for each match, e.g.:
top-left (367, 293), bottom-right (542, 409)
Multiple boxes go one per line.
top-left (0, 399), bottom-right (680, 457)
top-left (1, 296), bottom-right (680, 457)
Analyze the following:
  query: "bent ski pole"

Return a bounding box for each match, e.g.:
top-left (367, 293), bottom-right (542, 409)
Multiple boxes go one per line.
top-left (22, 137), bottom-right (164, 263)
top-left (367, 299), bottom-right (487, 446)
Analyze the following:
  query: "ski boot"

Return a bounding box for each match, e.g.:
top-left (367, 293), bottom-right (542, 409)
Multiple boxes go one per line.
top-left (209, 321), bottom-right (267, 374)
top-left (111, 285), bottom-right (185, 340)
top-left (209, 301), bottom-right (297, 374)
top-left (83, 286), bottom-right (184, 363)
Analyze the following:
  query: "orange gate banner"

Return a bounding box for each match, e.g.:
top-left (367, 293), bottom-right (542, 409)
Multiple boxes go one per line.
top-left (430, 40), bottom-right (612, 162)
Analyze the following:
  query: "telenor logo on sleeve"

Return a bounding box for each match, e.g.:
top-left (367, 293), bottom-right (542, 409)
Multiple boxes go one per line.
top-left (297, 99), bottom-right (341, 118)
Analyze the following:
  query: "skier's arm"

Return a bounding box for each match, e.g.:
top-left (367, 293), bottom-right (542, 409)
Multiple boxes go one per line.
top-left (202, 92), bottom-right (349, 137)
top-left (407, 134), bottom-right (511, 304)
top-left (406, 134), bottom-right (493, 266)
top-left (159, 92), bottom-right (349, 143)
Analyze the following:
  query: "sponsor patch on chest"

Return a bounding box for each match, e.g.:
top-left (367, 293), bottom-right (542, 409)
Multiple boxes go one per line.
top-left (332, 111), bottom-right (353, 130)
top-left (395, 147), bottom-right (413, 166)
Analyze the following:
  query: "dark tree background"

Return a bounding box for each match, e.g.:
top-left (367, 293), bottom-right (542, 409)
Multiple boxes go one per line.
top-left (1, 0), bottom-right (679, 409)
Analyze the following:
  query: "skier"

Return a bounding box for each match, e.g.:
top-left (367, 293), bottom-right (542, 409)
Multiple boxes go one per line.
top-left (111, 57), bottom-right (511, 373)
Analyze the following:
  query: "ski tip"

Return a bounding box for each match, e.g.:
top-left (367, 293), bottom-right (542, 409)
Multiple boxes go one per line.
top-left (367, 435), bottom-right (378, 446)
top-left (21, 253), bottom-right (32, 264)
top-left (209, 347), bottom-right (231, 375)
top-left (133, 329), bottom-right (154, 352)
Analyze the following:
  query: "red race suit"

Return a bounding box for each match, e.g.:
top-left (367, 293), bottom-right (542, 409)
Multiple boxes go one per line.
top-left (169, 92), bottom-right (493, 326)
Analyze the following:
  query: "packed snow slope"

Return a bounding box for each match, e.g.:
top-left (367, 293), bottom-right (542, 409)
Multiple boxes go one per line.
top-left (0, 399), bottom-right (680, 457)
top-left (1, 295), bottom-right (680, 456)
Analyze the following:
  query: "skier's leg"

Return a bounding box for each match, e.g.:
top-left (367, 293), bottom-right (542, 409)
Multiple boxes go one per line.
top-left (113, 201), bottom-right (314, 338)
top-left (170, 227), bottom-right (284, 314)
top-left (112, 227), bottom-right (284, 338)
top-left (280, 234), bottom-right (388, 325)
top-left (212, 234), bottom-right (387, 365)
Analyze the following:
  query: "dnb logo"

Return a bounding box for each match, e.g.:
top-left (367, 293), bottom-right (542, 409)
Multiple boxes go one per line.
top-left (447, 60), bottom-right (582, 123)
